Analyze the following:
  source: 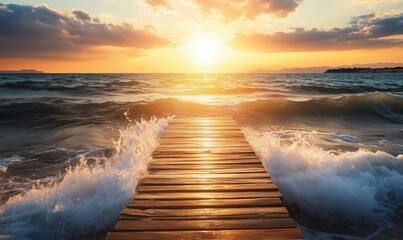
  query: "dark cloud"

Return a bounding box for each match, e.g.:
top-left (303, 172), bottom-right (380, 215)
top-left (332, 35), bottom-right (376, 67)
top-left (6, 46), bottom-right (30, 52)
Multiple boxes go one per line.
top-left (230, 12), bottom-right (403, 52)
top-left (0, 4), bottom-right (171, 58)
top-left (192, 0), bottom-right (303, 21)
top-left (73, 10), bottom-right (92, 22)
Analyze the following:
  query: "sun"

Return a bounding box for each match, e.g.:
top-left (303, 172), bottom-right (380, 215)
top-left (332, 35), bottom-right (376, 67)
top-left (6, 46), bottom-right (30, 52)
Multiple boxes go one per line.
top-left (185, 33), bottom-right (224, 65)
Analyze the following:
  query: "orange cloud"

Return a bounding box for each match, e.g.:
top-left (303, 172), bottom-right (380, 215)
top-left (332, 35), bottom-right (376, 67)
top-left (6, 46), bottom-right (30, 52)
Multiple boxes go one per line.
top-left (192, 0), bottom-right (303, 21)
top-left (230, 12), bottom-right (403, 52)
top-left (0, 4), bottom-right (171, 59)
top-left (146, 0), bottom-right (172, 9)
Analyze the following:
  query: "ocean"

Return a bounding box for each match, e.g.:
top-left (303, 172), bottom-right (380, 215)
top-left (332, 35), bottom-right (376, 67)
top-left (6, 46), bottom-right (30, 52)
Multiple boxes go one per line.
top-left (0, 73), bottom-right (402, 239)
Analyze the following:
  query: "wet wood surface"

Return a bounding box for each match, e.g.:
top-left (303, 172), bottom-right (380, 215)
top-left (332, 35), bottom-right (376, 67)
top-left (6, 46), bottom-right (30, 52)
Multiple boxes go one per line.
top-left (107, 116), bottom-right (302, 239)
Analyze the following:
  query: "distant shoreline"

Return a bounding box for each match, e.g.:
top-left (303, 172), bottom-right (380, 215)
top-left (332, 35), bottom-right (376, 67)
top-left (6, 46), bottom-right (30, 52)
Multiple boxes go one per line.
top-left (325, 67), bottom-right (403, 73)
top-left (0, 68), bottom-right (402, 74)
top-left (0, 69), bottom-right (44, 74)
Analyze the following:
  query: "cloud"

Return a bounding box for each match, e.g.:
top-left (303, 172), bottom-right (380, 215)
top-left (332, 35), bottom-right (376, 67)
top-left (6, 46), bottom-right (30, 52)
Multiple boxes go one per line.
top-left (72, 10), bottom-right (92, 22)
top-left (146, 0), bottom-right (172, 9)
top-left (191, 0), bottom-right (303, 21)
top-left (0, 3), bottom-right (171, 58)
top-left (230, 12), bottom-right (403, 52)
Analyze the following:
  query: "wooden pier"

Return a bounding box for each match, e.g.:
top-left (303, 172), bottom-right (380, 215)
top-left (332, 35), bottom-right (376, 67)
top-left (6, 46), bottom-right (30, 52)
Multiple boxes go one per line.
top-left (107, 116), bottom-right (302, 240)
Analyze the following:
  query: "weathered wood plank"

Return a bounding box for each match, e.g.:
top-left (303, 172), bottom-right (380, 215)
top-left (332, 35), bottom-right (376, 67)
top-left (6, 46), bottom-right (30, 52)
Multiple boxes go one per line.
top-left (137, 183), bottom-right (278, 193)
top-left (121, 207), bottom-right (289, 219)
top-left (165, 127), bottom-right (241, 130)
top-left (164, 128), bottom-right (243, 132)
top-left (152, 154), bottom-right (259, 160)
top-left (148, 168), bottom-right (267, 175)
top-left (144, 173), bottom-right (270, 179)
top-left (113, 218), bottom-right (297, 231)
top-left (150, 159), bottom-right (262, 164)
top-left (140, 178), bottom-right (273, 186)
top-left (127, 198), bottom-right (284, 209)
top-left (161, 134), bottom-right (246, 138)
top-left (161, 138), bottom-right (248, 141)
top-left (155, 146), bottom-right (254, 151)
top-left (148, 164), bottom-right (263, 170)
top-left (152, 154), bottom-right (257, 159)
top-left (153, 149), bottom-right (255, 155)
top-left (156, 144), bottom-right (252, 149)
top-left (108, 229), bottom-right (303, 240)
top-left (133, 191), bottom-right (282, 200)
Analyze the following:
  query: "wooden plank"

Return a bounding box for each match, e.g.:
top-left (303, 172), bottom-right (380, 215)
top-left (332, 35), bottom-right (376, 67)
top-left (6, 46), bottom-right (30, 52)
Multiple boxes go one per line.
top-left (148, 168), bottom-right (268, 175)
top-left (152, 153), bottom-right (259, 159)
top-left (153, 149), bottom-right (255, 154)
top-left (160, 137), bottom-right (249, 141)
top-left (113, 218), bottom-right (297, 231)
top-left (144, 173), bottom-right (270, 180)
top-left (159, 140), bottom-right (251, 145)
top-left (168, 124), bottom-right (238, 127)
top-left (156, 144), bottom-right (252, 148)
top-left (133, 191), bottom-right (282, 200)
top-left (140, 178), bottom-right (273, 186)
top-left (137, 183), bottom-right (278, 193)
top-left (161, 134), bottom-right (246, 138)
top-left (163, 131), bottom-right (244, 135)
top-left (155, 146), bottom-right (254, 151)
top-left (120, 207), bottom-right (289, 219)
top-left (164, 129), bottom-right (245, 135)
top-left (167, 122), bottom-right (239, 126)
top-left (108, 229), bottom-right (303, 240)
top-left (152, 154), bottom-right (259, 160)
top-left (169, 121), bottom-right (237, 124)
top-left (171, 118), bottom-right (236, 122)
top-left (148, 164), bottom-right (263, 170)
top-left (164, 128), bottom-right (243, 132)
top-left (165, 124), bottom-right (242, 132)
top-left (127, 198), bottom-right (284, 209)
top-left (150, 159), bottom-right (262, 165)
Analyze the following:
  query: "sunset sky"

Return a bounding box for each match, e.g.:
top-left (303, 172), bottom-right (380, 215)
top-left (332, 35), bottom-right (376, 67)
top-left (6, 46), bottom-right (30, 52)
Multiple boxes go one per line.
top-left (0, 0), bottom-right (402, 73)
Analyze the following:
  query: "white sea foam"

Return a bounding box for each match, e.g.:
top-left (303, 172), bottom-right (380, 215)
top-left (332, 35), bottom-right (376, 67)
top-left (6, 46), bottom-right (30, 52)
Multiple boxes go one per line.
top-left (0, 156), bottom-right (22, 173)
top-left (243, 129), bottom-right (403, 225)
top-left (0, 118), bottom-right (170, 240)
top-left (329, 133), bottom-right (362, 143)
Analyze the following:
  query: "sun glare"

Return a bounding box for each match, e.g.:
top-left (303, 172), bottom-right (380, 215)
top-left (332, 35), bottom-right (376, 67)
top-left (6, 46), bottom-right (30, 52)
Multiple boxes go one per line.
top-left (185, 33), bottom-right (224, 65)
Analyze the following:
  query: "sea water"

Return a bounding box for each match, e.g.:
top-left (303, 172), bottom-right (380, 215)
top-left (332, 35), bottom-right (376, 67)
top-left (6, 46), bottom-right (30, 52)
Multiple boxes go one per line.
top-left (0, 73), bottom-right (402, 239)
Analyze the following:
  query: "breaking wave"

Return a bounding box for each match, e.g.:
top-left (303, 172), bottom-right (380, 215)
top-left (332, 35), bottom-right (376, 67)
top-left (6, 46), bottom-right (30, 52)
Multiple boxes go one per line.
top-left (238, 92), bottom-right (403, 122)
top-left (0, 118), bottom-right (169, 240)
top-left (243, 129), bottom-right (403, 226)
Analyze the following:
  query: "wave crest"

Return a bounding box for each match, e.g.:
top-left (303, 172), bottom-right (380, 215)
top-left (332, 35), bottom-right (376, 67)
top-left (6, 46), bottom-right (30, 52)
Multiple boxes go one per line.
top-left (238, 92), bottom-right (403, 122)
top-left (0, 118), bottom-right (170, 239)
top-left (243, 128), bottom-right (403, 225)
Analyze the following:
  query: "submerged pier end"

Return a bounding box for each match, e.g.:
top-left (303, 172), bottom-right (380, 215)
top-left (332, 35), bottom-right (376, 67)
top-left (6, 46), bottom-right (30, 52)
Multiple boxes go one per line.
top-left (107, 116), bottom-right (302, 240)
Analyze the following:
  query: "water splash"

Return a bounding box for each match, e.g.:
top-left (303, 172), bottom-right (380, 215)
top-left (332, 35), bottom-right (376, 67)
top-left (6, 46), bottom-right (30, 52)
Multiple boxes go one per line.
top-left (0, 118), bottom-right (170, 240)
top-left (243, 129), bottom-right (403, 225)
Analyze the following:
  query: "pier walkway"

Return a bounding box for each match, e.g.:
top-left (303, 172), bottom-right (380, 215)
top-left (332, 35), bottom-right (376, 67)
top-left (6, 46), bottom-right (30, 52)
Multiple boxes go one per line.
top-left (107, 116), bottom-right (302, 239)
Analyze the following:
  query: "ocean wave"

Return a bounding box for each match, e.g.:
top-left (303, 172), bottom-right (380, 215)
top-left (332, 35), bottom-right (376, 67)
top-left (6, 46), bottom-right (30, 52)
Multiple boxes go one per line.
top-left (0, 156), bottom-right (22, 173)
top-left (238, 92), bottom-right (403, 122)
top-left (0, 118), bottom-right (170, 239)
top-left (243, 129), bottom-right (403, 227)
top-left (2, 93), bottom-right (402, 130)
top-left (0, 80), bottom-right (113, 95)
top-left (291, 84), bottom-right (403, 94)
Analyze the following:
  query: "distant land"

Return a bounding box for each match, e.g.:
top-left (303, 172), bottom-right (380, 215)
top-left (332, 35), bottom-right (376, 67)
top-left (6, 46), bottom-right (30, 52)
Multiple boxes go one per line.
top-left (0, 69), bottom-right (44, 74)
top-left (246, 62), bottom-right (403, 73)
top-left (325, 67), bottom-right (403, 73)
